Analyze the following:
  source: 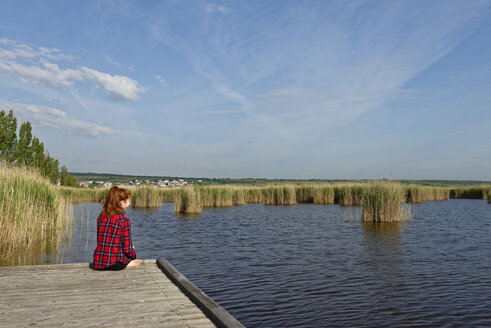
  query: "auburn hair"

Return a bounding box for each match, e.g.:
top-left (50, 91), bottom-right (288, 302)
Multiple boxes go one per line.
top-left (101, 186), bottom-right (131, 218)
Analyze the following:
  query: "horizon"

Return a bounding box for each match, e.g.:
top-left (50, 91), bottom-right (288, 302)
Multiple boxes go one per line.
top-left (1, 1), bottom-right (491, 180)
top-left (70, 171), bottom-right (491, 184)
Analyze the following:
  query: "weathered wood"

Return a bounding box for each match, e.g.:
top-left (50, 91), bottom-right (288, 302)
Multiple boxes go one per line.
top-left (0, 259), bottom-right (227, 328)
top-left (157, 258), bottom-right (245, 328)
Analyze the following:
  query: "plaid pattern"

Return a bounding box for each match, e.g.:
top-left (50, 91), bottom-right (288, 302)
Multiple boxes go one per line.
top-left (93, 213), bottom-right (136, 270)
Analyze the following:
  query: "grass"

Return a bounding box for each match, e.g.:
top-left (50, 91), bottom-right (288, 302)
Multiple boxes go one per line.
top-left (406, 185), bottom-right (450, 203)
top-left (0, 165), bottom-right (72, 261)
top-left (361, 182), bottom-right (410, 222)
top-left (334, 184), bottom-right (366, 206)
top-left (56, 181), bottom-right (491, 216)
top-left (132, 186), bottom-right (160, 208)
top-left (450, 186), bottom-right (490, 199)
top-left (263, 186), bottom-right (296, 205)
top-left (174, 188), bottom-right (202, 214)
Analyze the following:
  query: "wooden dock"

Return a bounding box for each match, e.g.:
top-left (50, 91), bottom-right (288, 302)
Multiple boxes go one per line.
top-left (0, 259), bottom-right (244, 328)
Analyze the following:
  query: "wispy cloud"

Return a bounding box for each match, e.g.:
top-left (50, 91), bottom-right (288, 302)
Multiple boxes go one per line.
top-left (105, 55), bottom-right (121, 67)
top-left (154, 74), bottom-right (167, 85)
top-left (205, 3), bottom-right (231, 15)
top-left (202, 109), bottom-right (241, 114)
top-left (0, 39), bottom-right (146, 101)
top-left (0, 100), bottom-right (120, 137)
top-left (146, 0), bottom-right (490, 169)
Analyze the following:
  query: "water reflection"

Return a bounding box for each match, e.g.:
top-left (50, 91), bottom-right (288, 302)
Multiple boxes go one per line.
top-left (362, 222), bottom-right (410, 315)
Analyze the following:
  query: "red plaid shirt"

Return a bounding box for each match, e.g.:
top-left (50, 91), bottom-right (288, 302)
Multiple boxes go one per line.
top-left (93, 213), bottom-right (136, 270)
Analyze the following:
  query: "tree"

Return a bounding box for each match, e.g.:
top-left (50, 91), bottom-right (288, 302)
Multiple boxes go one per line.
top-left (31, 137), bottom-right (45, 169)
top-left (16, 121), bottom-right (33, 166)
top-left (0, 110), bottom-right (18, 164)
top-left (60, 166), bottom-right (68, 186)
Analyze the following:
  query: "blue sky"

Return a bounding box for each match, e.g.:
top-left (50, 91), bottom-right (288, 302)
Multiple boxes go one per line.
top-left (1, 0), bottom-right (490, 179)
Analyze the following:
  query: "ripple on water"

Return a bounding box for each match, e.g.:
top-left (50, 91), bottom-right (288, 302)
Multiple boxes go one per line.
top-left (59, 200), bottom-right (491, 327)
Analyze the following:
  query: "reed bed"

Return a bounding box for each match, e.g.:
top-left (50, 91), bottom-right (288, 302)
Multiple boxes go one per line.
top-left (314, 186), bottom-right (336, 204)
top-left (488, 194), bottom-right (491, 204)
top-left (244, 187), bottom-right (264, 203)
top-left (295, 185), bottom-right (335, 204)
top-left (57, 186), bottom-right (108, 203)
top-left (199, 187), bottom-right (234, 207)
top-left (131, 186), bottom-right (160, 208)
top-left (159, 188), bottom-right (176, 202)
top-left (174, 187), bottom-right (202, 214)
top-left (361, 182), bottom-right (410, 222)
top-left (450, 186), bottom-right (491, 199)
top-left (334, 184), bottom-right (366, 206)
top-left (406, 185), bottom-right (450, 203)
top-left (0, 165), bottom-right (72, 259)
top-left (263, 186), bottom-right (297, 205)
top-left (231, 188), bottom-right (246, 205)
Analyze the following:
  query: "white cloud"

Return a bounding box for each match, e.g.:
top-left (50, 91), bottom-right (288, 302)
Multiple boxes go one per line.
top-left (205, 3), bottom-right (231, 14)
top-left (80, 67), bottom-right (147, 100)
top-left (105, 55), bottom-right (121, 67)
top-left (154, 74), bottom-right (167, 84)
top-left (0, 100), bottom-right (120, 137)
top-left (0, 39), bottom-right (146, 101)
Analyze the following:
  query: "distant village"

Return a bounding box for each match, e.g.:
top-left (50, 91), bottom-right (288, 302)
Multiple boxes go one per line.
top-left (77, 178), bottom-right (202, 189)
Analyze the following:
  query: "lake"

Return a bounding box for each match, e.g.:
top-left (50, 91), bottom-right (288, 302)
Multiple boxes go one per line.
top-left (37, 200), bottom-right (491, 327)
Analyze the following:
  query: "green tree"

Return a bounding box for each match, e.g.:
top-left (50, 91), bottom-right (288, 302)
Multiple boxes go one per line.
top-left (60, 166), bottom-right (68, 186)
top-left (65, 174), bottom-right (79, 187)
top-left (0, 110), bottom-right (18, 164)
top-left (31, 137), bottom-right (45, 169)
top-left (16, 121), bottom-right (33, 166)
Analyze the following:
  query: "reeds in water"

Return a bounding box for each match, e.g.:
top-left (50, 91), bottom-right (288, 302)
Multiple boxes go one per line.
top-left (263, 186), bottom-right (296, 205)
top-left (159, 188), bottom-right (176, 202)
top-left (0, 165), bottom-right (72, 259)
top-left (488, 194), bottom-right (491, 204)
top-left (199, 187), bottom-right (234, 207)
top-left (361, 182), bottom-right (410, 222)
top-left (244, 187), bottom-right (264, 203)
top-left (174, 187), bottom-right (202, 214)
top-left (295, 185), bottom-right (335, 204)
top-left (335, 184), bottom-right (365, 206)
top-left (57, 186), bottom-right (108, 203)
top-left (406, 186), bottom-right (449, 203)
top-left (450, 186), bottom-right (490, 199)
top-left (131, 186), bottom-right (160, 208)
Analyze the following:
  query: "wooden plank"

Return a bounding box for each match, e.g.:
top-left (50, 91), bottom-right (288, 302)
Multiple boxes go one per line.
top-left (157, 258), bottom-right (245, 328)
top-left (0, 259), bottom-right (220, 328)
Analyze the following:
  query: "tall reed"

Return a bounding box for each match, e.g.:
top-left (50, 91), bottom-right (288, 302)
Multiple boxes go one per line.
top-left (159, 188), bottom-right (176, 202)
top-left (361, 182), bottom-right (409, 222)
top-left (57, 186), bottom-right (108, 203)
top-left (263, 186), bottom-right (296, 205)
top-left (0, 165), bottom-right (72, 258)
top-left (406, 186), bottom-right (449, 203)
top-left (313, 186), bottom-right (335, 204)
top-left (450, 186), bottom-right (490, 199)
top-left (131, 186), bottom-right (160, 208)
top-left (231, 188), bottom-right (246, 205)
top-left (174, 187), bottom-right (202, 214)
top-left (335, 184), bottom-right (365, 206)
top-left (488, 194), bottom-right (491, 204)
top-left (244, 187), bottom-right (264, 203)
top-left (295, 185), bottom-right (335, 204)
top-left (199, 187), bottom-right (234, 207)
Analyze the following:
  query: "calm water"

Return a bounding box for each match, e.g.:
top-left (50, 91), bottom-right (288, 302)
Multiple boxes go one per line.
top-left (52, 200), bottom-right (491, 326)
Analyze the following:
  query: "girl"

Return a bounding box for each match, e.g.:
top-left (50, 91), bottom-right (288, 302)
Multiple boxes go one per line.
top-left (93, 186), bottom-right (142, 270)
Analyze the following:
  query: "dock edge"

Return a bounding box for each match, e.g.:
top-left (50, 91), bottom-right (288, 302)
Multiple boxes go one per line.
top-left (157, 258), bottom-right (245, 328)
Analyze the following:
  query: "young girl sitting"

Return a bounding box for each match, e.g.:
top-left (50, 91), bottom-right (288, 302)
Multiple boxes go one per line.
top-left (93, 186), bottom-right (142, 270)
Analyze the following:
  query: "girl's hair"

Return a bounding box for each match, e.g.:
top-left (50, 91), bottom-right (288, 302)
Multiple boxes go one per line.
top-left (101, 186), bottom-right (131, 218)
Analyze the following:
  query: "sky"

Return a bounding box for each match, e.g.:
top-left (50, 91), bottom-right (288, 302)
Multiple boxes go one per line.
top-left (0, 0), bottom-right (490, 180)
